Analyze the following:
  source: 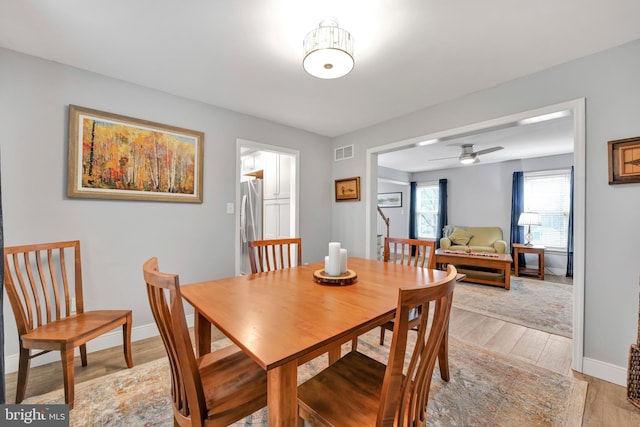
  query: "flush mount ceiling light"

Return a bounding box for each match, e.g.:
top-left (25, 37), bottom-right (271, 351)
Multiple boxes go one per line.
top-left (303, 17), bottom-right (354, 79)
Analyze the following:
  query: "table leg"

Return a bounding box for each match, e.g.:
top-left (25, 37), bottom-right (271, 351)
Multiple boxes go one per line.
top-left (268, 362), bottom-right (298, 426)
top-left (514, 248), bottom-right (520, 276)
top-left (194, 309), bottom-right (211, 357)
top-left (504, 262), bottom-right (511, 290)
top-left (539, 252), bottom-right (545, 280)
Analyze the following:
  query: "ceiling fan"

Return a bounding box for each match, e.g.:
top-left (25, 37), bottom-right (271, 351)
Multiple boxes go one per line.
top-left (430, 143), bottom-right (504, 164)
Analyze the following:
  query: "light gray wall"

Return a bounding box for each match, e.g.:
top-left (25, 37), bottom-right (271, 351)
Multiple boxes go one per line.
top-left (332, 39), bottom-right (640, 382)
top-left (376, 180), bottom-right (410, 239)
top-left (0, 48), bottom-right (333, 368)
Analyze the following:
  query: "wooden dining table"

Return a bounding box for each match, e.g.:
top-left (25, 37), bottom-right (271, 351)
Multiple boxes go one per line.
top-left (180, 257), bottom-right (449, 426)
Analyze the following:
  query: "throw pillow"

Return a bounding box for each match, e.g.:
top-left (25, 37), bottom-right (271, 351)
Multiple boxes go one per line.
top-left (449, 228), bottom-right (473, 245)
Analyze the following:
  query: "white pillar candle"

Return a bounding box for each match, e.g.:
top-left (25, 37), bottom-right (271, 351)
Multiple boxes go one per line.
top-left (340, 248), bottom-right (347, 273)
top-left (327, 242), bottom-right (341, 276)
top-left (324, 256), bottom-right (330, 273)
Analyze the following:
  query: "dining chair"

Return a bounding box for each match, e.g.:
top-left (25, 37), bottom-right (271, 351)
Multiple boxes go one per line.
top-left (379, 237), bottom-right (437, 345)
top-left (297, 265), bottom-right (457, 426)
top-left (248, 237), bottom-right (302, 273)
top-left (143, 257), bottom-right (267, 426)
top-left (3, 240), bottom-right (133, 408)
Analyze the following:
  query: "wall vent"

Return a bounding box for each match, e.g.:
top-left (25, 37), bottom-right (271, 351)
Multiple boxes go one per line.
top-left (334, 145), bottom-right (354, 161)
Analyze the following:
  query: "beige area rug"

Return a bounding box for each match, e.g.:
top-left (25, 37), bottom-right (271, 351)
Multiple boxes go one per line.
top-left (452, 276), bottom-right (573, 338)
top-left (25, 329), bottom-right (586, 426)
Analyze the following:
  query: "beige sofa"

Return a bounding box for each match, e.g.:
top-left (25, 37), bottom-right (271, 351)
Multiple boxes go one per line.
top-left (440, 226), bottom-right (507, 254)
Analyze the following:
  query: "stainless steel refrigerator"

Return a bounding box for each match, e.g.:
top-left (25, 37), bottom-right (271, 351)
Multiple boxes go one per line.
top-left (240, 179), bottom-right (263, 275)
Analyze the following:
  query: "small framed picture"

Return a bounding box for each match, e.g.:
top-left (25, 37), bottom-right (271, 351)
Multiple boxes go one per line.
top-left (335, 177), bottom-right (360, 202)
top-left (608, 136), bottom-right (640, 185)
top-left (377, 192), bottom-right (402, 208)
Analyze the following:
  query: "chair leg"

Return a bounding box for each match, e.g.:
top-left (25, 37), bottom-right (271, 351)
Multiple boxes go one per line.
top-left (61, 347), bottom-right (75, 409)
top-left (351, 337), bottom-right (358, 352)
top-left (438, 329), bottom-right (450, 382)
top-left (123, 313), bottom-right (134, 368)
top-left (79, 344), bottom-right (88, 367)
top-left (15, 347), bottom-right (31, 404)
top-left (379, 326), bottom-right (386, 345)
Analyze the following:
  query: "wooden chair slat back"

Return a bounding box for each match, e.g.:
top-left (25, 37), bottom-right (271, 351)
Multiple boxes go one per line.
top-left (143, 257), bottom-right (207, 424)
top-left (248, 238), bottom-right (302, 274)
top-left (384, 237), bottom-right (436, 269)
top-left (4, 241), bottom-right (80, 335)
top-left (377, 265), bottom-right (457, 425)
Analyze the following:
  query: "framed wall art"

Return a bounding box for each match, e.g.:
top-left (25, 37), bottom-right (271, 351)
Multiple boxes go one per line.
top-left (608, 136), bottom-right (640, 185)
top-left (335, 176), bottom-right (360, 202)
top-left (377, 192), bottom-right (402, 208)
top-left (67, 105), bottom-right (204, 202)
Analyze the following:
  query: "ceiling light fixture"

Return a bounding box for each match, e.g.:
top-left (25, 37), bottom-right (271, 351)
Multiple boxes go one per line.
top-left (459, 153), bottom-right (479, 165)
top-left (518, 110), bottom-right (570, 125)
top-left (303, 17), bottom-right (354, 79)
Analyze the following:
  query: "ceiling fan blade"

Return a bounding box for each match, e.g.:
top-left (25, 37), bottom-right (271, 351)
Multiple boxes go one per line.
top-left (475, 146), bottom-right (504, 156)
top-left (428, 155), bottom-right (458, 161)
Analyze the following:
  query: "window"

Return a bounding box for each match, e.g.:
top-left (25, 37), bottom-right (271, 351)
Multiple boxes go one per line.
top-left (416, 182), bottom-right (439, 239)
top-left (523, 170), bottom-right (571, 250)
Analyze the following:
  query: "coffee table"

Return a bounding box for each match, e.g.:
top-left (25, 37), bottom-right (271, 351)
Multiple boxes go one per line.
top-left (435, 249), bottom-right (513, 290)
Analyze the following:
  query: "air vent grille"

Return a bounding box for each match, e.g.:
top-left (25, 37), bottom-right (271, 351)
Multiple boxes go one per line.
top-left (335, 145), bottom-right (354, 161)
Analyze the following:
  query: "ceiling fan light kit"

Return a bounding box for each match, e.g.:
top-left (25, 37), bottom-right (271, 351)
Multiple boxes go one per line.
top-left (303, 17), bottom-right (354, 79)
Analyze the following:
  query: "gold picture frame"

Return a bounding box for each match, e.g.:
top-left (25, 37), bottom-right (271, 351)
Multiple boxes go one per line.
top-left (335, 176), bottom-right (360, 202)
top-left (67, 105), bottom-right (204, 202)
top-left (608, 136), bottom-right (640, 185)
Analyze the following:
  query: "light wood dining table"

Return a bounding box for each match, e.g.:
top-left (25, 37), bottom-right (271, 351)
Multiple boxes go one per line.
top-left (180, 257), bottom-right (449, 426)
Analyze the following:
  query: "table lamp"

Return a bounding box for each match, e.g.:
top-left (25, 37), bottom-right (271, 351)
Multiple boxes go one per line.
top-left (518, 212), bottom-right (541, 246)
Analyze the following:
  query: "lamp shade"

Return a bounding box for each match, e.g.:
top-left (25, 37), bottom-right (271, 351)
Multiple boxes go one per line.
top-left (517, 212), bottom-right (541, 226)
top-left (303, 18), bottom-right (354, 79)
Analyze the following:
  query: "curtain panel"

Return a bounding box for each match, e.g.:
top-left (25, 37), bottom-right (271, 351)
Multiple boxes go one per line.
top-left (510, 171), bottom-right (525, 266)
top-left (436, 179), bottom-right (448, 248)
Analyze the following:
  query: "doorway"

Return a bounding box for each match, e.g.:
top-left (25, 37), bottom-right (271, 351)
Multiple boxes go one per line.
top-left (235, 139), bottom-right (299, 275)
top-left (364, 98), bottom-right (586, 372)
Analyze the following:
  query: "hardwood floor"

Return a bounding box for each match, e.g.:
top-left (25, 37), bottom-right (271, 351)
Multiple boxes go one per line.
top-left (4, 304), bottom-right (640, 425)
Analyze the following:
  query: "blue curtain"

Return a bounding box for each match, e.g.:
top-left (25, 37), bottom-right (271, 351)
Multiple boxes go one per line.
top-left (409, 182), bottom-right (417, 239)
top-left (510, 171), bottom-right (525, 266)
top-left (436, 179), bottom-right (448, 248)
top-left (0, 159), bottom-right (5, 403)
top-left (566, 166), bottom-right (574, 277)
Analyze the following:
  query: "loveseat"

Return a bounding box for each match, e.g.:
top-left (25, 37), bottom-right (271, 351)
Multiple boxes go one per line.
top-left (440, 226), bottom-right (507, 254)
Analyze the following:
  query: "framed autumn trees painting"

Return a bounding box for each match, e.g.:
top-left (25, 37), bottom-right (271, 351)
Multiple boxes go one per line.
top-left (67, 105), bottom-right (204, 202)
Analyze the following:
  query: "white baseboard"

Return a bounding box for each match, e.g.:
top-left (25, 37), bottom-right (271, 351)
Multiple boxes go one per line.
top-left (3, 314), bottom-right (194, 374)
top-left (581, 356), bottom-right (627, 386)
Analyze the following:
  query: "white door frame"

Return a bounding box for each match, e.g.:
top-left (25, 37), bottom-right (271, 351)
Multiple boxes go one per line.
top-left (235, 139), bottom-right (300, 275)
top-left (364, 98), bottom-right (586, 373)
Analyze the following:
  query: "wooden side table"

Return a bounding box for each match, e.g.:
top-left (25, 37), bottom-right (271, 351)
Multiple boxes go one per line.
top-left (512, 243), bottom-right (545, 280)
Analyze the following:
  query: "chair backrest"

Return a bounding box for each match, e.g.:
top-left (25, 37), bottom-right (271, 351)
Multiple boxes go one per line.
top-left (4, 240), bottom-right (84, 336)
top-left (384, 237), bottom-right (436, 269)
top-left (248, 238), bottom-right (302, 274)
top-left (378, 265), bottom-right (457, 426)
top-left (143, 257), bottom-right (207, 425)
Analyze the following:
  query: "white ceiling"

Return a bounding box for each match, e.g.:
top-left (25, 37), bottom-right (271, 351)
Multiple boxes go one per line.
top-left (377, 113), bottom-right (575, 172)
top-left (1, 1), bottom-right (639, 140)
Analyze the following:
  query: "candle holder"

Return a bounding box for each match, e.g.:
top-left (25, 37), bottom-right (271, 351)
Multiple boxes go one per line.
top-left (313, 269), bottom-right (357, 286)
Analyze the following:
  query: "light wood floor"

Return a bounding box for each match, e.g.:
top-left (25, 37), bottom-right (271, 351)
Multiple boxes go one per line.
top-left (5, 290), bottom-right (640, 426)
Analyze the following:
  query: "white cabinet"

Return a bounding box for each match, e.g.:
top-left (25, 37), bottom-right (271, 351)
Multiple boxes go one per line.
top-left (263, 199), bottom-right (291, 239)
top-left (263, 152), bottom-right (292, 200)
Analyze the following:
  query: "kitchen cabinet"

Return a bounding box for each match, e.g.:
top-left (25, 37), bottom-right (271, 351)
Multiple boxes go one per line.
top-left (263, 151), bottom-right (292, 199)
top-left (263, 198), bottom-right (291, 239)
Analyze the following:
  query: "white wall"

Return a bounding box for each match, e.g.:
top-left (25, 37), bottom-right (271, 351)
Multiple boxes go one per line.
top-left (0, 48), bottom-right (333, 371)
top-left (331, 39), bottom-right (640, 384)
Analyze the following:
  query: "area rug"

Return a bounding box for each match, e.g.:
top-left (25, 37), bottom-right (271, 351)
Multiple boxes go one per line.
top-left (452, 276), bottom-right (573, 338)
top-left (25, 329), bottom-right (586, 426)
